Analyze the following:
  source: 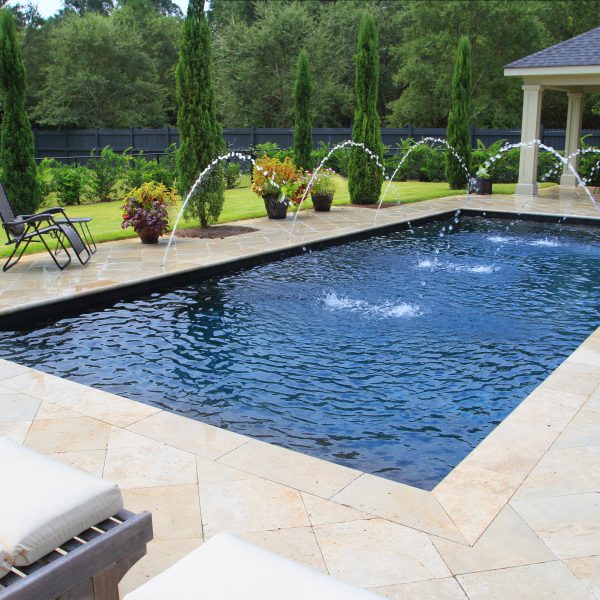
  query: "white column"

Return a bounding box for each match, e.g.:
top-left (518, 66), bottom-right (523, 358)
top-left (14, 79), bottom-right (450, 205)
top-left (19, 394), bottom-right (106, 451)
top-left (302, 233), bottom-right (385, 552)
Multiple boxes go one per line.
top-left (560, 92), bottom-right (584, 186)
top-left (515, 84), bottom-right (544, 196)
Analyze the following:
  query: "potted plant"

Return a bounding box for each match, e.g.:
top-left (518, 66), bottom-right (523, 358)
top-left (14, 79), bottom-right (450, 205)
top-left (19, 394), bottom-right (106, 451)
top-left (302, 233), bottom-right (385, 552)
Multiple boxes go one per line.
top-left (470, 167), bottom-right (492, 195)
top-left (305, 167), bottom-right (336, 211)
top-left (251, 156), bottom-right (304, 219)
top-left (121, 181), bottom-right (177, 244)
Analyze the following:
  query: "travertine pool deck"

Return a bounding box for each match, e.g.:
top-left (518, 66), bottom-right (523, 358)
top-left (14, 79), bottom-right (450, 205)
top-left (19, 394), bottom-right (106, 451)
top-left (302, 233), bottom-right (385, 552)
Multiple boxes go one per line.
top-left (0, 188), bottom-right (599, 599)
top-left (1, 185), bottom-right (599, 321)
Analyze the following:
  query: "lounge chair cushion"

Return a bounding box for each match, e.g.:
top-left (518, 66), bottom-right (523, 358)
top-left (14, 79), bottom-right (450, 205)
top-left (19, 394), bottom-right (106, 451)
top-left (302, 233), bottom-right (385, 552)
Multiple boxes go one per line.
top-left (0, 437), bottom-right (123, 578)
top-left (123, 531), bottom-right (383, 600)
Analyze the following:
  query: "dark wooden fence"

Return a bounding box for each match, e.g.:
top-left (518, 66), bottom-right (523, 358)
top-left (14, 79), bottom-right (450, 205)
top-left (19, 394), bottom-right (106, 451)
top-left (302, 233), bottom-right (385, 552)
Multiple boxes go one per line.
top-left (33, 126), bottom-right (600, 163)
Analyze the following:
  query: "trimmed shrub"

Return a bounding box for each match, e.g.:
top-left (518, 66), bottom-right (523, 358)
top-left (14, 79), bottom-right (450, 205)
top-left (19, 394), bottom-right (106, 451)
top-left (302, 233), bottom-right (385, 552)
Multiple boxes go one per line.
top-left (176, 0), bottom-right (224, 228)
top-left (55, 163), bottom-right (87, 206)
top-left (293, 50), bottom-right (313, 170)
top-left (89, 146), bottom-right (124, 202)
top-left (0, 9), bottom-right (39, 213)
top-left (225, 162), bottom-right (241, 189)
top-left (348, 12), bottom-right (383, 204)
top-left (446, 36), bottom-right (472, 189)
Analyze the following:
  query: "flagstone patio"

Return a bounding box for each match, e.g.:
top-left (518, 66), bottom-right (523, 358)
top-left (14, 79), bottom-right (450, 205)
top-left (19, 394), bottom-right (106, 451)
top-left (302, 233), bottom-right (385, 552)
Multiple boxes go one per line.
top-left (0, 188), bottom-right (599, 599)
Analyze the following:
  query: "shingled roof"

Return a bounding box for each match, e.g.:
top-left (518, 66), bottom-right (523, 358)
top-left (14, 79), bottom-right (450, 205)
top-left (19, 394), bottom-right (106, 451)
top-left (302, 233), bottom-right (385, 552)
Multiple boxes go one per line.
top-left (506, 26), bottom-right (600, 69)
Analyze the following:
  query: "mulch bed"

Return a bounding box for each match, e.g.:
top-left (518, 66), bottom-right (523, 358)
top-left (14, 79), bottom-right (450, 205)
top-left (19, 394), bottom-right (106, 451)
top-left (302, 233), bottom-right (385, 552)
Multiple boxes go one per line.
top-left (348, 202), bottom-right (402, 209)
top-left (175, 225), bottom-right (258, 239)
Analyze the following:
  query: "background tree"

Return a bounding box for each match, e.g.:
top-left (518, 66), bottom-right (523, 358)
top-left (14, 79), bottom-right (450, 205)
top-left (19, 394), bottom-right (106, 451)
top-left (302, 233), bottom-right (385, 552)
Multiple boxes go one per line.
top-left (211, 0), bottom-right (404, 128)
top-left (208, 0), bottom-right (256, 28)
top-left (446, 35), bottom-right (472, 189)
top-left (348, 12), bottom-right (383, 205)
top-left (62, 0), bottom-right (114, 14)
top-left (386, 0), bottom-right (600, 129)
top-left (33, 12), bottom-right (166, 127)
top-left (8, 0), bottom-right (600, 132)
top-left (176, 0), bottom-right (224, 228)
top-left (118, 0), bottom-right (182, 17)
top-left (293, 49), bottom-right (312, 170)
top-left (0, 9), bottom-right (39, 213)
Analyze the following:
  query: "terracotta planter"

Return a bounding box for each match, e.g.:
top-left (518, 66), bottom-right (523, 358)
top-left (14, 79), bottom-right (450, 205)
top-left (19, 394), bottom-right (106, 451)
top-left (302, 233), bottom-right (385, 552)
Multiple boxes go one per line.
top-left (263, 193), bottom-right (288, 219)
top-left (137, 228), bottom-right (161, 244)
top-left (311, 193), bottom-right (334, 212)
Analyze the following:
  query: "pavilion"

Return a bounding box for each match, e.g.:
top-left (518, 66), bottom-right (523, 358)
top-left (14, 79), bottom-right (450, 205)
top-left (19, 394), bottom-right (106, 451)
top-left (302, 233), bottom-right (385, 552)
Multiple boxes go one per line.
top-left (504, 26), bottom-right (600, 195)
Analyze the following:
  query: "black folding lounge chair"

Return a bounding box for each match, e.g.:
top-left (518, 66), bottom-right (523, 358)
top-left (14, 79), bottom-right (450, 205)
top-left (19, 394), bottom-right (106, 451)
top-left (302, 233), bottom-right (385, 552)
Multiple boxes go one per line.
top-left (54, 215), bottom-right (97, 254)
top-left (0, 183), bottom-right (92, 272)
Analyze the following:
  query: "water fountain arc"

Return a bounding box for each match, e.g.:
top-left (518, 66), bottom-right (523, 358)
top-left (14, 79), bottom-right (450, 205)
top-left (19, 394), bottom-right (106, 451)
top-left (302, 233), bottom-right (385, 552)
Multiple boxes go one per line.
top-left (373, 137), bottom-right (472, 225)
top-left (287, 140), bottom-right (388, 240)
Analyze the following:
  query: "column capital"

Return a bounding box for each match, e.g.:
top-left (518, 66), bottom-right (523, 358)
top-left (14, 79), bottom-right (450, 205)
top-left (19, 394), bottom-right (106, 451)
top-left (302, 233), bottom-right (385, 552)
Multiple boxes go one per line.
top-left (522, 84), bottom-right (544, 93)
top-left (566, 91), bottom-right (585, 100)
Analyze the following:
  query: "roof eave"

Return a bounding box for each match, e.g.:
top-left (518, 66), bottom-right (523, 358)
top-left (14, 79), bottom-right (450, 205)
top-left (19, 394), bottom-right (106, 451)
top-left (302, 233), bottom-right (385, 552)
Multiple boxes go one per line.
top-left (505, 65), bottom-right (600, 77)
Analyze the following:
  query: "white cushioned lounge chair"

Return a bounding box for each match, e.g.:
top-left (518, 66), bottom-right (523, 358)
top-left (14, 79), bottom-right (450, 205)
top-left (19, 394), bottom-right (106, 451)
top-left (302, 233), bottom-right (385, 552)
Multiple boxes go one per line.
top-left (123, 531), bottom-right (383, 600)
top-left (0, 438), bottom-right (152, 600)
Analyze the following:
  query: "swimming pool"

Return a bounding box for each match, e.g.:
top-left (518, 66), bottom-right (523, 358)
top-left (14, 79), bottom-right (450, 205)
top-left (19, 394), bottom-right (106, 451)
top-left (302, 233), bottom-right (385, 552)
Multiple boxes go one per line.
top-left (2, 216), bottom-right (599, 489)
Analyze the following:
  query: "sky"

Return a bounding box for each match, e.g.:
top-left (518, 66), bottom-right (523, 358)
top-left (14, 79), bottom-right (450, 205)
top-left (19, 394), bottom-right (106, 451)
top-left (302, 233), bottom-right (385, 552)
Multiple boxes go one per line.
top-left (14, 0), bottom-right (190, 18)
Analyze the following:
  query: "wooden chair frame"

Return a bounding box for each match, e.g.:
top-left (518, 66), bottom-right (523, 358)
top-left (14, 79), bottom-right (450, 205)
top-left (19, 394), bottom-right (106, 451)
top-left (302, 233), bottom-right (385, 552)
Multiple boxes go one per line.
top-left (0, 510), bottom-right (152, 600)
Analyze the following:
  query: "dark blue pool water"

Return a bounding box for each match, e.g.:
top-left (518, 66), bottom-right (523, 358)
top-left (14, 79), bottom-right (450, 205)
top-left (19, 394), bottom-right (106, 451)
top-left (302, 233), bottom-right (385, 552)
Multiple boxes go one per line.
top-left (2, 217), bottom-right (600, 489)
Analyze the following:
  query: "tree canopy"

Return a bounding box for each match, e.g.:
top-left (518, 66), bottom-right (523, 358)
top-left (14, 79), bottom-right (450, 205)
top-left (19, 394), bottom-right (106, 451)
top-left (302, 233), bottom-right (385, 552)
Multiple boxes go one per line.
top-left (7, 0), bottom-right (600, 130)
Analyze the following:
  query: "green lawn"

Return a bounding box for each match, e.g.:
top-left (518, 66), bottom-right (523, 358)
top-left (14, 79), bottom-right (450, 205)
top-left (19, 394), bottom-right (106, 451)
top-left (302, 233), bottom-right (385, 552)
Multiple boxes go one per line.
top-left (0, 177), bottom-right (555, 258)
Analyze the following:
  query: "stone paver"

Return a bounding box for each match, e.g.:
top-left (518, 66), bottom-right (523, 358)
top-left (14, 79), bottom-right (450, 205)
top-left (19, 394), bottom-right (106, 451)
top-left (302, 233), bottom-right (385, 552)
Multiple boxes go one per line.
top-left (511, 493), bottom-right (600, 560)
top-left (457, 562), bottom-right (593, 600)
top-left (431, 505), bottom-right (556, 575)
top-left (313, 518), bottom-right (451, 588)
top-left (219, 438), bottom-right (360, 498)
top-left (0, 189), bottom-right (599, 598)
top-left (332, 473), bottom-right (467, 543)
top-left (372, 578), bottom-right (469, 600)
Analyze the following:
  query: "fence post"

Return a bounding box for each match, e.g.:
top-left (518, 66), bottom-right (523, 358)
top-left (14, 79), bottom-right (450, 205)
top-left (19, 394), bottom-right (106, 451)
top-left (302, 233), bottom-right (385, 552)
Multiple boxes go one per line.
top-left (130, 127), bottom-right (135, 150)
top-left (64, 128), bottom-right (70, 163)
top-left (407, 124), bottom-right (413, 140)
top-left (95, 128), bottom-right (100, 151)
top-left (540, 123), bottom-right (545, 145)
top-left (166, 127), bottom-right (171, 147)
top-left (250, 125), bottom-right (256, 149)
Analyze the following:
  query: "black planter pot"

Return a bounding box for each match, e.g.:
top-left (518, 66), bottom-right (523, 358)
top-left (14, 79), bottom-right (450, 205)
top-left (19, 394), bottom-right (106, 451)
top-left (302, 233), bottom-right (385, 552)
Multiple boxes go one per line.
top-left (471, 177), bottom-right (492, 195)
top-left (311, 193), bottom-right (334, 212)
top-left (263, 194), bottom-right (288, 219)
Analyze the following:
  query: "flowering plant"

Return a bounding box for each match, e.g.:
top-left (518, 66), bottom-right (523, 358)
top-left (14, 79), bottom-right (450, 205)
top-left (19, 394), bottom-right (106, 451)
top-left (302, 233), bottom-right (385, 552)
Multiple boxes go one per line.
top-left (251, 156), bottom-right (305, 205)
top-left (476, 166), bottom-right (491, 179)
top-left (303, 167), bottom-right (336, 195)
top-left (121, 182), bottom-right (178, 235)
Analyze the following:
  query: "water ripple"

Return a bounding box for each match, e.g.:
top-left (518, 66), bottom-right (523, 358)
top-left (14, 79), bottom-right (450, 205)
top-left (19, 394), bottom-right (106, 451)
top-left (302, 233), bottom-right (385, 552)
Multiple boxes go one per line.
top-left (0, 217), bottom-right (599, 490)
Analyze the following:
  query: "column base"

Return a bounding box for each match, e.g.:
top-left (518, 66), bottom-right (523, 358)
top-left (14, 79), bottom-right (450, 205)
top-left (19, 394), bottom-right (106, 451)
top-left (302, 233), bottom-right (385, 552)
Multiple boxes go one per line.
top-left (515, 182), bottom-right (538, 196)
top-left (560, 173), bottom-right (578, 187)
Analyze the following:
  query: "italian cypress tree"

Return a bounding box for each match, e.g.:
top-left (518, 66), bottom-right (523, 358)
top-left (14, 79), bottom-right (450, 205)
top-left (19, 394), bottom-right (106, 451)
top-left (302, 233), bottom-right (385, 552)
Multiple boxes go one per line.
top-left (293, 50), bottom-right (312, 171)
top-left (176, 0), bottom-right (224, 228)
top-left (348, 12), bottom-right (383, 205)
top-left (0, 9), bottom-right (39, 214)
top-left (446, 36), bottom-right (472, 189)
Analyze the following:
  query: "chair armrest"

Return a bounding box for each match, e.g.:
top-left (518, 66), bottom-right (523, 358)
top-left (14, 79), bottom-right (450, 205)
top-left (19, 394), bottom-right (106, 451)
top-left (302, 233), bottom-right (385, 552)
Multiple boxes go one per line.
top-left (22, 208), bottom-right (68, 219)
top-left (38, 207), bottom-right (66, 216)
top-left (7, 214), bottom-right (56, 225)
